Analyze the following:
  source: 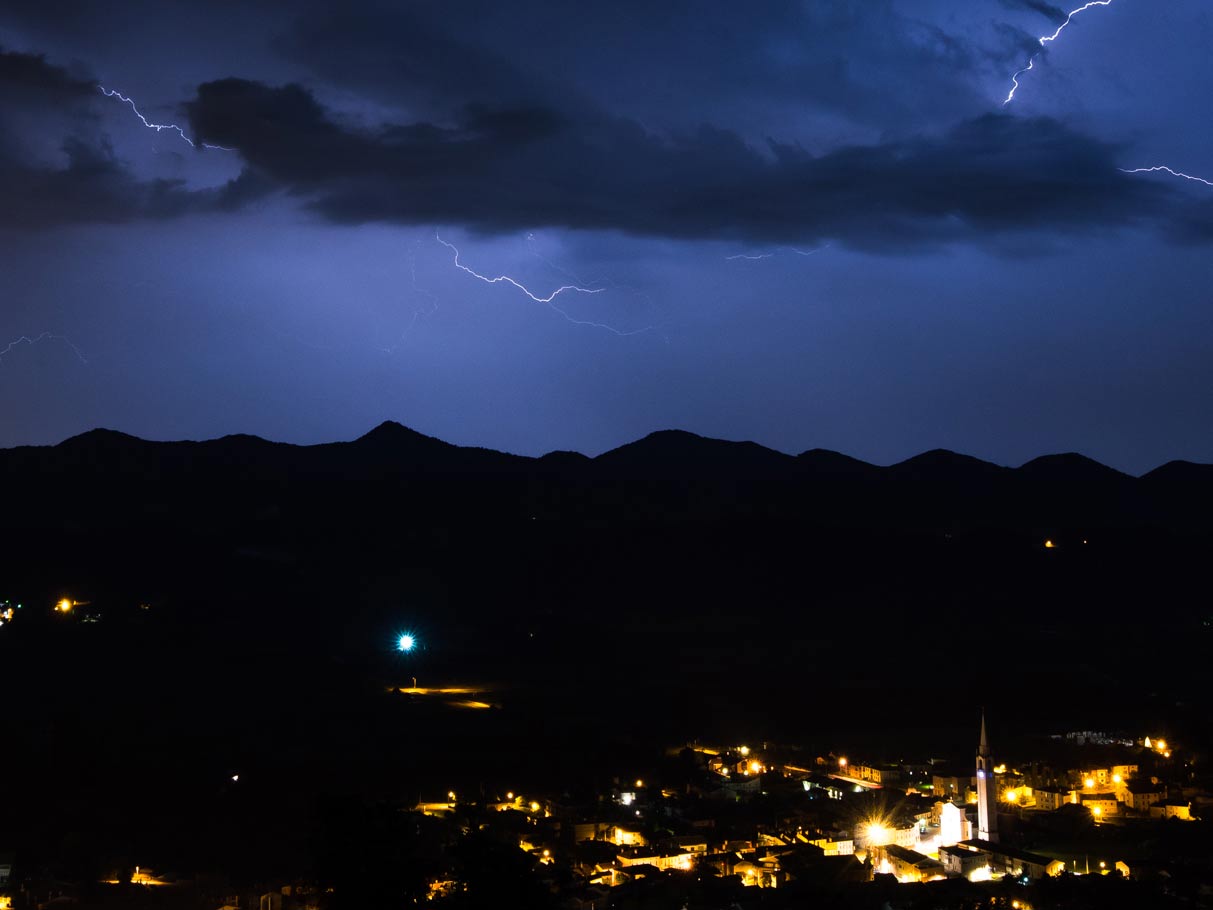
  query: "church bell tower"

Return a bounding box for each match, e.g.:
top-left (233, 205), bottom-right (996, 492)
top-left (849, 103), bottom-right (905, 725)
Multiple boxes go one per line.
top-left (976, 711), bottom-right (998, 842)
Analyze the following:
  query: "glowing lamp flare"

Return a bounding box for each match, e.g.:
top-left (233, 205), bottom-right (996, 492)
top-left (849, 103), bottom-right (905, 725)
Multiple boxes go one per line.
top-left (397, 633), bottom-right (416, 652)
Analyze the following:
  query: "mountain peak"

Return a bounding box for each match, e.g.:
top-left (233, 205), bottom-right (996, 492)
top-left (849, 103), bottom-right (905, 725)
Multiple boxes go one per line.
top-left (596, 429), bottom-right (791, 471)
top-left (55, 427), bottom-right (145, 449)
top-left (354, 421), bottom-right (452, 449)
top-left (1016, 452), bottom-right (1129, 483)
top-left (796, 448), bottom-right (879, 475)
top-left (889, 449), bottom-right (1006, 477)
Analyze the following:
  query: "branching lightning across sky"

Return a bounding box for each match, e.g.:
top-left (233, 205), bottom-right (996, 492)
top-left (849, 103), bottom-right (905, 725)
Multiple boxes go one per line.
top-left (726, 245), bottom-right (828, 262)
top-left (0, 333), bottom-right (87, 366)
top-left (1003, 1), bottom-right (1114, 105)
top-left (435, 234), bottom-right (659, 337)
top-left (98, 86), bottom-right (232, 150)
top-left (436, 234), bottom-right (604, 304)
top-left (1119, 166), bottom-right (1213, 188)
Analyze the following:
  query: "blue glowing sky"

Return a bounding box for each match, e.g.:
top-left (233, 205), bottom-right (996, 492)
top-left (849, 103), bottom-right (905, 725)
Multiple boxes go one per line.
top-left (1, 1), bottom-right (1211, 472)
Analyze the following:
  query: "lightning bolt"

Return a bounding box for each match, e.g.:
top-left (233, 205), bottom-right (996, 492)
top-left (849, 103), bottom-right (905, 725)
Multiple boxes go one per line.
top-left (1003, 1), bottom-right (1113, 105)
top-left (436, 234), bottom-right (604, 304)
top-left (726, 245), bottom-right (828, 261)
top-left (524, 233), bottom-right (660, 314)
top-left (0, 333), bottom-right (87, 365)
top-left (1004, 58), bottom-right (1034, 105)
top-left (1119, 166), bottom-right (1213, 188)
top-left (435, 234), bottom-right (659, 336)
top-left (376, 238), bottom-right (443, 353)
top-left (1039, 0), bottom-right (1114, 45)
top-left (97, 86), bottom-right (232, 150)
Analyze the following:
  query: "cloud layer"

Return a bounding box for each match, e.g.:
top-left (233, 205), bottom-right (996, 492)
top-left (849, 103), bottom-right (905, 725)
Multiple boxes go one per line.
top-left (0, 49), bottom-right (263, 228)
top-left (3, 2), bottom-right (1211, 248)
top-left (182, 76), bottom-right (1202, 250)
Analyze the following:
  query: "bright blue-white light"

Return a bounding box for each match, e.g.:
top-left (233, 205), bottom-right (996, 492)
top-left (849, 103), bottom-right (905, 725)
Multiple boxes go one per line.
top-left (397, 633), bottom-right (416, 652)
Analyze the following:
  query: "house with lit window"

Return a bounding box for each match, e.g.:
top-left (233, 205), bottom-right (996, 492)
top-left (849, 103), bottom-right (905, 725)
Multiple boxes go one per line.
top-left (932, 770), bottom-right (973, 801)
top-left (1122, 781), bottom-right (1166, 813)
top-left (1149, 800), bottom-right (1192, 821)
top-left (1080, 792), bottom-right (1119, 818)
top-left (939, 844), bottom-right (987, 878)
top-left (874, 845), bottom-right (944, 883)
top-left (1032, 786), bottom-right (1070, 812)
top-left (955, 840), bottom-right (1065, 880)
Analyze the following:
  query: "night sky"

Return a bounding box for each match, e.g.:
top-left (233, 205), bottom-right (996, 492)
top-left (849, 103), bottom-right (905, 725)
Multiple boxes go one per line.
top-left (2, 0), bottom-right (1211, 473)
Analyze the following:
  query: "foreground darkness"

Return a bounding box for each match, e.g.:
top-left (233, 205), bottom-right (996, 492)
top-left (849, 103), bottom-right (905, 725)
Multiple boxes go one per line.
top-left (2, 423), bottom-right (1211, 890)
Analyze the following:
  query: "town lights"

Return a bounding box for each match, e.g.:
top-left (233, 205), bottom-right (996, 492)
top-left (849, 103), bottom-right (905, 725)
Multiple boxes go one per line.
top-left (863, 821), bottom-right (892, 846)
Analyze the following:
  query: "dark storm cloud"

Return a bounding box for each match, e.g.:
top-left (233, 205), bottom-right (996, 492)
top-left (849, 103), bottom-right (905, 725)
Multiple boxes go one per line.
top-left (998, 0), bottom-right (1068, 25)
top-left (278, 1), bottom-right (999, 134)
top-left (0, 46), bottom-right (94, 97)
top-left (0, 131), bottom-right (268, 229)
top-left (0, 48), bottom-right (268, 228)
top-left (187, 77), bottom-right (1186, 250)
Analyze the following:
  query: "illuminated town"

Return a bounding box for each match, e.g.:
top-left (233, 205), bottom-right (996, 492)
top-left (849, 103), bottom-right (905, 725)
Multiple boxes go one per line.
top-left (3, 577), bottom-right (1211, 909)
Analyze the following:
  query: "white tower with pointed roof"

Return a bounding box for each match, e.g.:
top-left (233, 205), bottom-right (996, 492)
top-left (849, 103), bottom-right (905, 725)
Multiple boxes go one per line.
top-left (975, 711), bottom-right (998, 842)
